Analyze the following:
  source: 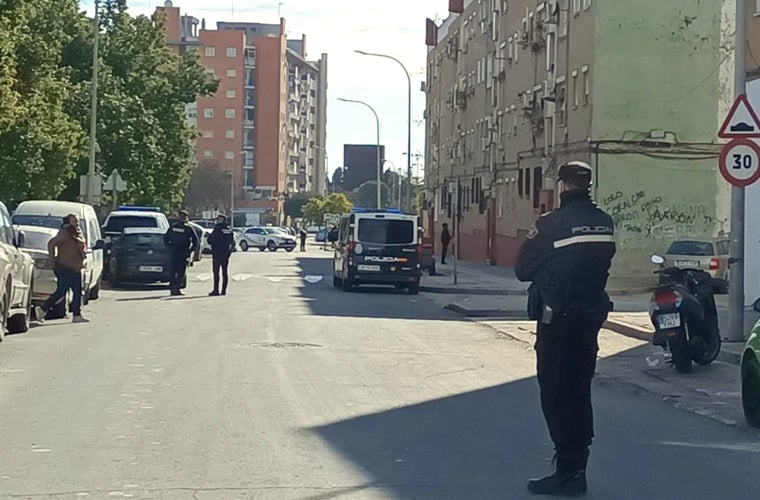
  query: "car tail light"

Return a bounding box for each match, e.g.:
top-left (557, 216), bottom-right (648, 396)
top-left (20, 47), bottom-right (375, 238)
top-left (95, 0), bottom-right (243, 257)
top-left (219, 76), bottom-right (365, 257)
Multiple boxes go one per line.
top-left (709, 258), bottom-right (719, 271)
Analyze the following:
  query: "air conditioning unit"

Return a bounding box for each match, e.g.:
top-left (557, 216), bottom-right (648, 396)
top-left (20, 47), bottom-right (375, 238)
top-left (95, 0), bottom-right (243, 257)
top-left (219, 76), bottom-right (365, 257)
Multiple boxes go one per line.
top-left (521, 92), bottom-right (534, 110)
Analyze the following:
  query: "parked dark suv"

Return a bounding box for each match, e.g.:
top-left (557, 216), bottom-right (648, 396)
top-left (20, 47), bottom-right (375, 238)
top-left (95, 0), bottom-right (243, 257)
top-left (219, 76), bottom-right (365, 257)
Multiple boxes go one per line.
top-left (108, 227), bottom-right (184, 289)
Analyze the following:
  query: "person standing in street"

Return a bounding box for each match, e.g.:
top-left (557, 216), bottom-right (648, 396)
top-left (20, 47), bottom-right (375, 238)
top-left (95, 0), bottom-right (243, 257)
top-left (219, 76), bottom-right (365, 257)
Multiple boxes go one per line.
top-left (514, 161), bottom-right (616, 496)
top-left (37, 214), bottom-right (89, 323)
top-left (208, 213), bottom-right (234, 296)
top-left (299, 226), bottom-right (308, 252)
top-left (440, 222), bottom-right (452, 265)
top-left (164, 210), bottom-right (198, 296)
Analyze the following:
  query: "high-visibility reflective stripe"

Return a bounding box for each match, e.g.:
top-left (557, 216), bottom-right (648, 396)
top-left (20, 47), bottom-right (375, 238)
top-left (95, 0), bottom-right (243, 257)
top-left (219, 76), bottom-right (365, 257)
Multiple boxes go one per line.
top-left (553, 234), bottom-right (615, 249)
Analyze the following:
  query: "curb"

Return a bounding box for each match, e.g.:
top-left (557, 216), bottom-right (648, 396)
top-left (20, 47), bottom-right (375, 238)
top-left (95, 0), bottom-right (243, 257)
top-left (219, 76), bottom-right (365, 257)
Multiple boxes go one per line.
top-left (443, 304), bottom-right (527, 319)
top-left (603, 320), bottom-right (742, 367)
top-left (421, 286), bottom-right (527, 296)
top-left (421, 285), bottom-right (653, 297)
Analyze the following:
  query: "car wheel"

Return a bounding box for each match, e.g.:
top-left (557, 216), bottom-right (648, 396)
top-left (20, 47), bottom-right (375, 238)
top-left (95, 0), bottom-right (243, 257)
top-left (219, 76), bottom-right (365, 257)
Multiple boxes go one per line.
top-left (109, 273), bottom-right (121, 289)
top-left (342, 276), bottom-right (354, 292)
top-left (0, 288), bottom-right (8, 341)
top-left (267, 241), bottom-right (278, 252)
top-left (286, 247), bottom-right (294, 253)
top-left (240, 240), bottom-right (249, 252)
top-left (743, 354), bottom-right (760, 427)
top-left (7, 289), bottom-right (31, 334)
top-left (89, 277), bottom-right (101, 300)
top-left (408, 281), bottom-right (420, 295)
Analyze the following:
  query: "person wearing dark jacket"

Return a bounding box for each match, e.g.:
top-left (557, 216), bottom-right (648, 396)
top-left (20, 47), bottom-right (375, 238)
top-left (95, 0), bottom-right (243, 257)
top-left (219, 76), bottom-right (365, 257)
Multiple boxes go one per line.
top-left (440, 223), bottom-right (452, 264)
top-left (208, 214), bottom-right (234, 296)
top-left (299, 227), bottom-right (308, 252)
top-left (515, 161), bottom-right (616, 497)
top-left (164, 210), bottom-right (198, 296)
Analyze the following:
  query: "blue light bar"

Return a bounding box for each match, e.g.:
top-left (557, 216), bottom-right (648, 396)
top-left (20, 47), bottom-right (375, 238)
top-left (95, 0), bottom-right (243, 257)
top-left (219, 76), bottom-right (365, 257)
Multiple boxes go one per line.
top-left (351, 207), bottom-right (403, 214)
top-left (117, 205), bottom-right (161, 212)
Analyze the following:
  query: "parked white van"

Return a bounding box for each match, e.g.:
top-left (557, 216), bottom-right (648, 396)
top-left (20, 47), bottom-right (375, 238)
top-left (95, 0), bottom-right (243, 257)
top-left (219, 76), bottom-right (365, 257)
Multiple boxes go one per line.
top-left (12, 201), bottom-right (105, 308)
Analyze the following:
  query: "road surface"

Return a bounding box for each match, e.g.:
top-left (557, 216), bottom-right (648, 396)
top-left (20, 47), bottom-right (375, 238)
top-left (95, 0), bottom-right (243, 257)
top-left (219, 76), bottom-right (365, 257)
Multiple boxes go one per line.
top-left (1, 248), bottom-right (758, 499)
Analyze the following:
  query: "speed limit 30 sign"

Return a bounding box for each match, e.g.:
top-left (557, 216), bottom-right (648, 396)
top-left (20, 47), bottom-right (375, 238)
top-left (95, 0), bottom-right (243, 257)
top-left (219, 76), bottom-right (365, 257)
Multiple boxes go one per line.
top-left (719, 138), bottom-right (760, 187)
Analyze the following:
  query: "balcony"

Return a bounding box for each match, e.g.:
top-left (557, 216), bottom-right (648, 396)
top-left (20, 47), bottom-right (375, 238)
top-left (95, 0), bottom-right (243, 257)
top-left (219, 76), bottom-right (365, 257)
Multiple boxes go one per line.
top-left (245, 57), bottom-right (256, 68)
top-left (244, 100), bottom-right (256, 108)
top-left (244, 119), bottom-right (255, 128)
top-left (245, 79), bottom-right (256, 88)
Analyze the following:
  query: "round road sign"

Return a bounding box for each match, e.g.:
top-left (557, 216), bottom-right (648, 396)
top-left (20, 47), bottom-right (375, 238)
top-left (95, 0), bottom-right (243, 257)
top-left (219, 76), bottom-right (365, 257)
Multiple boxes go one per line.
top-left (719, 138), bottom-right (760, 187)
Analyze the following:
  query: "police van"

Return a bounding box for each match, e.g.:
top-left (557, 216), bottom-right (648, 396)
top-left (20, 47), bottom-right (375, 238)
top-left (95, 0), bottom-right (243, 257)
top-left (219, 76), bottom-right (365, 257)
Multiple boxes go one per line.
top-left (331, 208), bottom-right (422, 294)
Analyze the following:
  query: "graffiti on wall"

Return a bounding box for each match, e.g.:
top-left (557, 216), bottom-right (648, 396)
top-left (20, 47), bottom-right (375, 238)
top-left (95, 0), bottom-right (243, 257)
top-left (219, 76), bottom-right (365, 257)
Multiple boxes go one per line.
top-left (600, 190), bottom-right (716, 249)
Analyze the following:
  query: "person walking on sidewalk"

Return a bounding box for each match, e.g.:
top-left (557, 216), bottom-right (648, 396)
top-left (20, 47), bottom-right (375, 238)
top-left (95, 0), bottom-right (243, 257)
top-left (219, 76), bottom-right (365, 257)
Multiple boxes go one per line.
top-left (37, 214), bottom-right (89, 323)
top-left (208, 213), bottom-right (234, 296)
top-left (299, 226), bottom-right (308, 252)
top-left (514, 161), bottom-right (616, 497)
top-left (164, 210), bottom-right (198, 296)
top-left (440, 223), bottom-right (452, 265)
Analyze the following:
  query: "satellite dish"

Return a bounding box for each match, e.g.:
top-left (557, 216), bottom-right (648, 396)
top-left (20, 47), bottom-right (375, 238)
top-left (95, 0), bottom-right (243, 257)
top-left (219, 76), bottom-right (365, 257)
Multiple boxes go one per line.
top-left (165, 0), bottom-right (173, 7)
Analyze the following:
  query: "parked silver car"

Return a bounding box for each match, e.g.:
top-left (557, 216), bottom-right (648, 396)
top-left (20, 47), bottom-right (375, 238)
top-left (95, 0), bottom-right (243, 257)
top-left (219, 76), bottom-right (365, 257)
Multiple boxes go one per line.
top-left (663, 238), bottom-right (730, 293)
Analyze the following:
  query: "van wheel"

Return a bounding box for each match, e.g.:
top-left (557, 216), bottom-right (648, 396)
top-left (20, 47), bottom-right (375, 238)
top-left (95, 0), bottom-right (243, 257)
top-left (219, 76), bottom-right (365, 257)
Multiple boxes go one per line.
top-left (743, 355), bottom-right (760, 427)
top-left (109, 274), bottom-right (121, 289)
top-left (89, 277), bottom-right (101, 300)
top-left (333, 275), bottom-right (342, 288)
top-left (342, 277), bottom-right (354, 292)
top-left (8, 285), bottom-right (32, 334)
top-left (0, 289), bottom-right (8, 341)
top-left (408, 281), bottom-right (420, 295)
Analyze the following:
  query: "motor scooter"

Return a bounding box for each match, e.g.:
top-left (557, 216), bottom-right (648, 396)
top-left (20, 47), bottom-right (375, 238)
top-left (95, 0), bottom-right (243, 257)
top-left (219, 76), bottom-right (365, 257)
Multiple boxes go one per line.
top-left (648, 254), bottom-right (722, 373)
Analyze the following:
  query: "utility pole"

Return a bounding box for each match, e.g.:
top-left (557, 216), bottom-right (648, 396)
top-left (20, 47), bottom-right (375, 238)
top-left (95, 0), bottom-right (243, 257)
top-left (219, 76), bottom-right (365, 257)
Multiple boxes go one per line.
top-left (727, 0), bottom-right (747, 342)
top-left (85, 0), bottom-right (101, 204)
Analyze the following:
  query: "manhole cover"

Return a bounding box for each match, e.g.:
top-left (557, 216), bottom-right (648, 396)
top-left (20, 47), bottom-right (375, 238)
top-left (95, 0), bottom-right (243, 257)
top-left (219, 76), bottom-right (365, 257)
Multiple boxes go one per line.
top-left (249, 342), bottom-right (323, 349)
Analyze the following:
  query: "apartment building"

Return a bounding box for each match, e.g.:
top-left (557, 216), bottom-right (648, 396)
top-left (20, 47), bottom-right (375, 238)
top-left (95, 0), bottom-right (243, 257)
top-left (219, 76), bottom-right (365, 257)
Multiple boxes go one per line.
top-left (155, 2), bottom-right (328, 224)
top-left (286, 38), bottom-right (329, 195)
top-left (424, 0), bottom-right (734, 277)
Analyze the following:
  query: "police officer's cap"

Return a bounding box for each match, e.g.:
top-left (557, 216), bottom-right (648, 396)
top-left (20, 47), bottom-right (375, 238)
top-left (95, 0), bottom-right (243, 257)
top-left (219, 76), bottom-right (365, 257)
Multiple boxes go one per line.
top-left (557, 161), bottom-right (593, 188)
top-left (216, 213), bottom-right (227, 220)
top-left (178, 209), bottom-right (189, 217)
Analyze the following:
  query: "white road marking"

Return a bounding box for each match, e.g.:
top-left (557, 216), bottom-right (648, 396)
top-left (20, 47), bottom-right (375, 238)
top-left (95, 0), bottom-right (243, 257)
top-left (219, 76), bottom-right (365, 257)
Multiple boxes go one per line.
top-left (304, 275), bottom-right (323, 284)
top-left (193, 273), bottom-right (212, 282)
top-left (32, 448), bottom-right (52, 453)
top-left (231, 273), bottom-right (252, 281)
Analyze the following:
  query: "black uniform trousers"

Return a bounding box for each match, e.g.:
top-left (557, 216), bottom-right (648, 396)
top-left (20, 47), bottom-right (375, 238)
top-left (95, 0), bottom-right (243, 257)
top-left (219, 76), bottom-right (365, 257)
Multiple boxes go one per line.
top-left (169, 254), bottom-right (188, 292)
top-left (212, 254), bottom-right (230, 293)
top-left (535, 316), bottom-right (602, 455)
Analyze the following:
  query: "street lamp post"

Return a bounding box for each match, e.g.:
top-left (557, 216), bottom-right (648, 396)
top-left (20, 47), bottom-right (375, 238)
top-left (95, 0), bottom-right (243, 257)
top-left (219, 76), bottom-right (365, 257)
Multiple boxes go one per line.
top-left (337, 97), bottom-right (381, 209)
top-left (355, 50), bottom-right (412, 213)
top-left (85, 0), bottom-right (101, 204)
top-left (227, 170), bottom-right (234, 228)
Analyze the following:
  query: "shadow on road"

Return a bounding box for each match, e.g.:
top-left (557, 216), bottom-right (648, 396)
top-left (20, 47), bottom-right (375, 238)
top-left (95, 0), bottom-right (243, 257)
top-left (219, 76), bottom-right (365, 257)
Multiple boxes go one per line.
top-left (292, 256), bottom-right (460, 321)
top-left (310, 363), bottom-right (760, 500)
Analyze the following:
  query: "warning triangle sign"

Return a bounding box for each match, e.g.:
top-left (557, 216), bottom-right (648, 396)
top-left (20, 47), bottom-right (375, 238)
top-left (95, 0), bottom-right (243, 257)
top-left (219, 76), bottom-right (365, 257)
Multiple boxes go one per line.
top-left (719, 95), bottom-right (760, 138)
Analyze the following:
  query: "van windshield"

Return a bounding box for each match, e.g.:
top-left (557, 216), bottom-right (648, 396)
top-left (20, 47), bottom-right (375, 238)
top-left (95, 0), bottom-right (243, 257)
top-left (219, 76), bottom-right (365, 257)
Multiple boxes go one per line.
top-left (357, 219), bottom-right (415, 245)
top-left (12, 215), bottom-right (63, 230)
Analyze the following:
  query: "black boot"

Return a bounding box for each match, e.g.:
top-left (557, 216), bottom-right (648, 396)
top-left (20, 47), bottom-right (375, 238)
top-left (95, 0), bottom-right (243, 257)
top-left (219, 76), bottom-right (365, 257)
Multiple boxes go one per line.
top-left (527, 450), bottom-right (589, 496)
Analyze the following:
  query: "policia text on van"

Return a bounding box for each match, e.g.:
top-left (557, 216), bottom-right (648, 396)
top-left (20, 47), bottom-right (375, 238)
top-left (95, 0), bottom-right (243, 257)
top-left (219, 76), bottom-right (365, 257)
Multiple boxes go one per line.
top-left (331, 208), bottom-right (422, 294)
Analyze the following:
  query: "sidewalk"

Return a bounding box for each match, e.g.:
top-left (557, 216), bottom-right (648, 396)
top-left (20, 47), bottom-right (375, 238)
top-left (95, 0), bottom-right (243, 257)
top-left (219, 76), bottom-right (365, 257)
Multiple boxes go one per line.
top-left (421, 259), bottom-right (655, 297)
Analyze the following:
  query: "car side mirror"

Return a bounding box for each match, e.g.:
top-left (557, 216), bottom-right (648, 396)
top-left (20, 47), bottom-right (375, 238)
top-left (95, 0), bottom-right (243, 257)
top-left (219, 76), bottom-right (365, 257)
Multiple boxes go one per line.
top-left (651, 254), bottom-right (665, 265)
top-left (15, 230), bottom-right (25, 248)
top-left (92, 239), bottom-right (106, 251)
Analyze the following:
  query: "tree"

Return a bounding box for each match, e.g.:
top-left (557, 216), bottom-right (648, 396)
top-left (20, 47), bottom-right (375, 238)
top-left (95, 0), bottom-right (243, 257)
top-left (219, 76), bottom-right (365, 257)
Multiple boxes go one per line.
top-left (183, 161), bottom-right (230, 216)
top-left (0, 0), bottom-right (88, 203)
top-left (60, 2), bottom-right (218, 209)
top-left (322, 192), bottom-right (353, 216)
top-left (283, 193), bottom-right (312, 220)
top-left (302, 197), bottom-right (325, 226)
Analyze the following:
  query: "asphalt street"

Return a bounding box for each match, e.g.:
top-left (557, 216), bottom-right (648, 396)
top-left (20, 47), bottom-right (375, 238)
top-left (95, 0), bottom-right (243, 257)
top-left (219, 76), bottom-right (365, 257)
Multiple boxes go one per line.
top-left (1, 248), bottom-right (760, 499)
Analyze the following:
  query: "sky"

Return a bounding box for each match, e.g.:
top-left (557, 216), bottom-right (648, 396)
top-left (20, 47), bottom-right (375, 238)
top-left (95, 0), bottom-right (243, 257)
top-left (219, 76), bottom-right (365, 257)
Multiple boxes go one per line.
top-left (81, 0), bottom-right (451, 182)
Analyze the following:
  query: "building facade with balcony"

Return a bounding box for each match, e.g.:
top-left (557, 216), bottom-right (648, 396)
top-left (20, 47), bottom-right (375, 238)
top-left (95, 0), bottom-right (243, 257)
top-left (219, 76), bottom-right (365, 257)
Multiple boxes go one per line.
top-left (156, 3), bottom-right (329, 224)
top-left (424, 0), bottom-right (734, 278)
top-left (286, 38), bottom-right (329, 196)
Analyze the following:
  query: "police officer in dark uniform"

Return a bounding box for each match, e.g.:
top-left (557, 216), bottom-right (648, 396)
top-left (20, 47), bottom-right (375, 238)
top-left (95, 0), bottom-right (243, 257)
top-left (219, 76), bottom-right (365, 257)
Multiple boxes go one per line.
top-left (515, 161), bottom-right (616, 496)
top-left (208, 213), bottom-right (234, 296)
top-left (164, 210), bottom-right (198, 296)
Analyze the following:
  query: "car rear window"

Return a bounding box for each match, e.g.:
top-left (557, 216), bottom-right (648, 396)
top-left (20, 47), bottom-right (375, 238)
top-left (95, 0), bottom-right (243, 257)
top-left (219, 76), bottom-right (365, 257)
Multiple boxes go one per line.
top-left (119, 234), bottom-right (165, 249)
top-left (667, 241), bottom-right (714, 256)
top-left (357, 219), bottom-right (415, 245)
top-left (104, 216), bottom-right (158, 233)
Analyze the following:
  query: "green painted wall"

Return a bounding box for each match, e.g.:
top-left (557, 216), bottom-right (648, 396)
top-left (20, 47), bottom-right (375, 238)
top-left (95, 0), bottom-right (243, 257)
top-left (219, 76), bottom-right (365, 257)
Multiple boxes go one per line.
top-left (591, 0), bottom-right (725, 276)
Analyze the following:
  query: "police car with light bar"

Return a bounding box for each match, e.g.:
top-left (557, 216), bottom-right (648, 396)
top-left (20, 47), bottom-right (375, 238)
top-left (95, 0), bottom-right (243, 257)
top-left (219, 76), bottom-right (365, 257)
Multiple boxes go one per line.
top-left (331, 208), bottom-right (422, 294)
